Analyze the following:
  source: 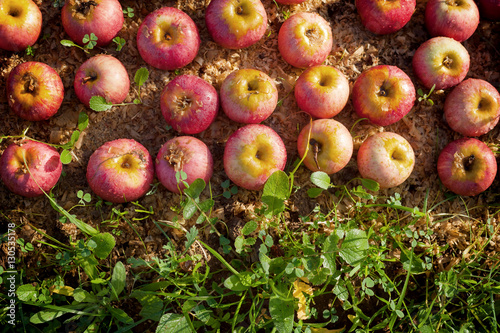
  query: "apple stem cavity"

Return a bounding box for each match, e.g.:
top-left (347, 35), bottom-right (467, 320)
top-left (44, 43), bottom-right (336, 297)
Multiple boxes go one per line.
top-left (82, 72), bottom-right (98, 83)
top-left (22, 73), bottom-right (38, 95)
top-left (443, 56), bottom-right (454, 69)
top-left (463, 154), bottom-right (475, 171)
top-left (310, 138), bottom-right (321, 170)
top-left (73, 0), bottom-right (98, 17)
top-left (165, 145), bottom-right (186, 172)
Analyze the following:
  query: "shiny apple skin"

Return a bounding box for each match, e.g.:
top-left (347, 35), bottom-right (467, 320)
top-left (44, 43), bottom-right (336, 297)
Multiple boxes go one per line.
top-left (137, 7), bottom-right (200, 70)
top-left (355, 0), bottom-right (416, 35)
top-left (0, 0), bottom-right (42, 51)
top-left (205, 0), bottom-right (267, 49)
top-left (160, 75), bottom-right (219, 134)
top-left (6, 61), bottom-right (64, 121)
top-left (0, 140), bottom-right (62, 197)
top-left (224, 124), bottom-right (287, 191)
top-left (86, 139), bottom-right (154, 203)
top-left (437, 138), bottom-right (497, 196)
top-left (444, 78), bottom-right (500, 137)
top-left (74, 54), bottom-right (130, 108)
top-left (412, 36), bottom-right (470, 90)
top-left (425, 0), bottom-right (479, 42)
top-left (278, 12), bottom-right (333, 68)
top-left (297, 119), bottom-right (353, 174)
top-left (352, 65), bottom-right (415, 126)
top-left (357, 132), bottom-right (415, 189)
top-left (61, 0), bottom-right (124, 47)
top-left (156, 136), bottom-right (214, 194)
top-left (220, 69), bottom-right (278, 124)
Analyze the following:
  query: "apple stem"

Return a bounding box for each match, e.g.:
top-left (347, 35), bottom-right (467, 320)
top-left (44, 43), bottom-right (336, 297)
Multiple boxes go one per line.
top-left (83, 73), bottom-right (98, 83)
top-left (310, 139), bottom-right (321, 170)
top-left (378, 88), bottom-right (387, 97)
top-left (236, 6), bottom-right (243, 15)
top-left (22, 73), bottom-right (38, 94)
top-left (463, 154), bottom-right (475, 171)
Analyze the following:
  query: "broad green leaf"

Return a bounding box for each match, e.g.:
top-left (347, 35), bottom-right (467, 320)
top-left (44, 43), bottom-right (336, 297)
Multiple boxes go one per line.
top-left (262, 170), bottom-right (289, 217)
top-left (89, 96), bottom-right (113, 112)
top-left (198, 199), bottom-right (214, 212)
top-left (183, 200), bottom-right (197, 220)
top-left (60, 150), bottom-right (72, 164)
top-left (310, 171), bottom-right (331, 190)
top-left (223, 274), bottom-right (249, 292)
top-left (321, 234), bottom-right (338, 274)
top-left (308, 267), bottom-right (329, 285)
top-left (60, 39), bottom-right (76, 47)
top-left (339, 229), bottom-right (369, 266)
top-left (30, 309), bottom-right (66, 324)
top-left (242, 220), bottom-right (258, 235)
top-left (307, 187), bottom-right (324, 198)
top-left (138, 294), bottom-right (163, 321)
top-left (69, 130), bottom-right (80, 145)
top-left (90, 232), bottom-right (116, 259)
top-left (184, 178), bottom-right (205, 198)
top-left (156, 313), bottom-right (190, 333)
top-left (269, 296), bottom-right (294, 333)
top-left (110, 261), bottom-right (126, 300)
top-left (78, 112), bottom-right (89, 131)
top-left (134, 67), bottom-right (149, 88)
top-left (17, 284), bottom-right (37, 302)
top-left (234, 236), bottom-right (244, 253)
top-left (333, 282), bottom-right (349, 301)
top-left (360, 178), bottom-right (380, 192)
top-left (184, 226), bottom-right (198, 250)
top-left (401, 248), bottom-right (426, 274)
top-left (77, 255), bottom-right (99, 280)
top-left (108, 307), bottom-right (133, 324)
top-left (73, 288), bottom-right (97, 303)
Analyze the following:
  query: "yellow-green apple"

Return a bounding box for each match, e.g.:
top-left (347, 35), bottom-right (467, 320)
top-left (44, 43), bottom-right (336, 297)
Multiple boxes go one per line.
top-left (220, 69), bottom-right (277, 123)
top-left (0, 140), bottom-right (62, 197)
top-left (425, 0), bottom-right (479, 42)
top-left (74, 54), bottom-right (130, 108)
top-left (137, 7), bottom-right (200, 70)
top-left (357, 132), bottom-right (415, 188)
top-left (6, 61), bottom-right (64, 121)
top-left (444, 78), bottom-right (500, 136)
top-left (478, 0), bottom-right (500, 21)
top-left (0, 0), bottom-right (42, 52)
top-left (352, 65), bottom-right (415, 126)
top-left (278, 12), bottom-right (333, 68)
top-left (160, 75), bottom-right (219, 134)
top-left (61, 0), bottom-right (124, 47)
top-left (295, 65), bottom-right (349, 119)
top-left (297, 119), bottom-right (353, 174)
top-left (224, 124), bottom-right (287, 190)
top-left (412, 36), bottom-right (470, 90)
top-left (355, 0), bottom-right (416, 35)
top-left (205, 0), bottom-right (267, 49)
top-left (86, 139), bottom-right (154, 203)
top-left (437, 138), bottom-right (497, 196)
top-left (156, 136), bottom-right (213, 194)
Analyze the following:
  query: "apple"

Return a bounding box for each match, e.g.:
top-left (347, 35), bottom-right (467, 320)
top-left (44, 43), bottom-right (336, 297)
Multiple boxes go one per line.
top-left (156, 136), bottom-right (213, 194)
top-left (437, 138), bottom-right (497, 196)
top-left (425, 0), bottom-right (479, 42)
top-left (86, 138), bottom-right (154, 203)
top-left (74, 54), bottom-right (130, 108)
top-left (61, 0), bottom-right (124, 47)
top-left (294, 65), bottom-right (349, 119)
top-left (224, 124), bottom-right (287, 191)
top-left (477, 0), bottom-right (500, 21)
top-left (6, 61), bottom-right (64, 121)
top-left (357, 132), bottom-right (415, 189)
top-left (0, 0), bottom-right (42, 52)
top-left (352, 65), bottom-right (415, 126)
top-left (355, 0), bottom-right (416, 35)
top-left (220, 69), bottom-right (278, 124)
top-left (160, 75), bottom-right (219, 134)
top-left (205, 0), bottom-right (267, 49)
top-left (412, 36), bottom-right (470, 90)
top-left (137, 7), bottom-right (200, 70)
top-left (297, 119), bottom-right (353, 174)
top-left (0, 140), bottom-right (62, 197)
top-left (444, 78), bottom-right (500, 137)
top-left (278, 12), bottom-right (333, 68)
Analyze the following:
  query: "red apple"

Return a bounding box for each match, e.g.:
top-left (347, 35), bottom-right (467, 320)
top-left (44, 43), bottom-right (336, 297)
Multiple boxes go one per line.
top-left (355, 0), bottom-right (416, 35)
top-left (295, 65), bottom-right (350, 119)
top-left (352, 65), bottom-right (415, 126)
top-left (278, 12), bottom-right (333, 68)
top-left (478, 0), bottom-right (500, 21)
top-left (156, 136), bottom-right (213, 194)
top-left (444, 78), bottom-right (500, 137)
top-left (297, 119), bottom-right (353, 174)
top-left (437, 138), bottom-right (497, 196)
top-left (357, 132), bottom-right (415, 189)
top-left (0, 140), bottom-right (62, 197)
top-left (74, 54), bottom-right (130, 108)
top-left (205, 0), bottom-right (267, 49)
top-left (137, 7), bottom-right (200, 70)
top-left (6, 61), bottom-right (64, 121)
top-left (160, 75), bottom-right (219, 134)
top-left (425, 0), bottom-right (479, 42)
top-left (220, 69), bottom-right (278, 124)
top-left (412, 36), bottom-right (470, 90)
top-left (61, 0), bottom-right (124, 47)
top-left (0, 0), bottom-right (42, 52)
top-left (86, 139), bottom-right (154, 203)
top-left (224, 124), bottom-right (287, 191)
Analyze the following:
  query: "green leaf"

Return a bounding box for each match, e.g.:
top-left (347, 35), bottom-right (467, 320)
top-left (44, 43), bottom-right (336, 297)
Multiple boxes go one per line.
top-left (17, 284), bottom-right (37, 302)
top-left (242, 220), bottom-right (258, 235)
top-left (60, 150), bottom-right (72, 164)
top-left (110, 262), bottom-right (126, 300)
top-left (400, 248), bottom-right (425, 274)
top-left (82, 34), bottom-right (90, 43)
top-left (184, 226), bottom-right (198, 250)
top-left (132, 291), bottom-right (163, 321)
top-left (60, 39), bottom-right (77, 47)
top-left (183, 200), bottom-right (197, 220)
top-left (30, 309), bottom-right (66, 324)
top-left (90, 232), bottom-right (116, 259)
top-left (73, 288), bottom-right (98, 303)
top-left (108, 307), bottom-right (134, 324)
top-left (310, 171), bottom-right (331, 190)
top-left (69, 130), bottom-right (80, 146)
top-left (339, 229), bottom-right (369, 266)
top-left (156, 313), bottom-right (190, 333)
top-left (78, 112), bottom-right (89, 131)
top-left (89, 96), bottom-right (113, 112)
top-left (198, 199), bottom-right (214, 212)
top-left (269, 296), bottom-right (294, 333)
top-left (235, 236), bottom-right (244, 253)
top-left (134, 67), bottom-right (149, 88)
top-left (184, 178), bottom-right (206, 198)
top-left (224, 274), bottom-right (249, 292)
top-left (262, 170), bottom-right (289, 217)
top-left (307, 187), bottom-right (324, 198)
top-left (360, 178), bottom-right (380, 192)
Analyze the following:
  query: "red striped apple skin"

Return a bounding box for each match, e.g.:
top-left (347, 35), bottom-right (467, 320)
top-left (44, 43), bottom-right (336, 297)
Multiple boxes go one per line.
top-left (0, 0), bottom-right (42, 52)
top-left (425, 0), bottom-right (479, 42)
top-left (356, 0), bottom-right (416, 35)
